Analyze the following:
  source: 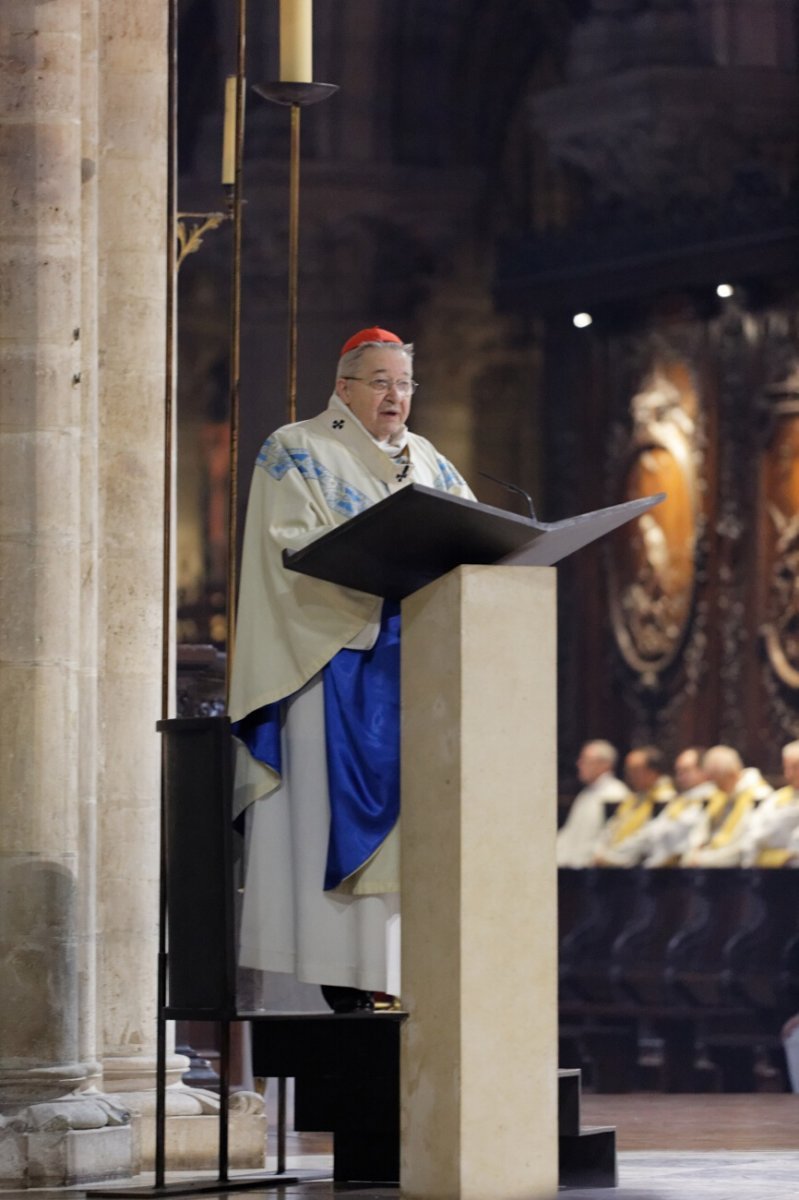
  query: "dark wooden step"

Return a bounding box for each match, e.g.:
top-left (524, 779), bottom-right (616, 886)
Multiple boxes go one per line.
top-left (558, 1067), bottom-right (582, 1137)
top-left (249, 1012), bottom-right (617, 1187)
top-left (559, 1126), bottom-right (618, 1189)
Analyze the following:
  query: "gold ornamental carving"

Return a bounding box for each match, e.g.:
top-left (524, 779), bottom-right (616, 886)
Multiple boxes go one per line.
top-left (761, 366), bottom-right (799, 690)
top-left (608, 362), bottom-right (701, 686)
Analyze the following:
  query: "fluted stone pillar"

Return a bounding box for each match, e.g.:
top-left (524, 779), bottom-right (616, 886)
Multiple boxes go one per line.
top-left (78, 0), bottom-right (102, 1097)
top-left (0, 2), bottom-right (265, 1182)
top-left (93, 0), bottom-right (169, 1105)
top-left (91, 4), bottom-right (266, 1172)
top-left (0, 0), bottom-right (89, 1107)
top-left (0, 0), bottom-right (132, 1185)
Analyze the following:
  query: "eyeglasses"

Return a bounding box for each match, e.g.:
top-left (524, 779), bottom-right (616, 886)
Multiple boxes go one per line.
top-left (343, 376), bottom-right (418, 398)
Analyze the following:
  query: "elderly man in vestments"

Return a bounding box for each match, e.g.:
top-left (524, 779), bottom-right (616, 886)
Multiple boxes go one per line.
top-left (741, 740), bottom-right (799, 867)
top-left (592, 746), bottom-right (715, 868)
top-left (556, 740), bottom-right (630, 868)
top-left (682, 745), bottom-right (772, 867)
top-left (641, 746), bottom-right (718, 867)
top-left (592, 745), bottom-right (676, 867)
top-left (229, 328), bottom-right (475, 1010)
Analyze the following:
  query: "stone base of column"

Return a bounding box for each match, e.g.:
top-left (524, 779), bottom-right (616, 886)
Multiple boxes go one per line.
top-left (0, 1085), bottom-right (266, 1186)
top-left (106, 1088), bottom-right (266, 1174)
top-left (0, 1093), bottom-right (134, 1189)
top-left (143, 1113), bottom-right (266, 1172)
top-left (102, 1055), bottom-right (267, 1174)
top-left (36, 1128), bottom-right (130, 1188)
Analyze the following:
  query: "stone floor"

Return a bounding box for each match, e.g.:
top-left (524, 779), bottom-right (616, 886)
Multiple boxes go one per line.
top-left (5, 1093), bottom-right (798, 1200)
top-left (5, 1152), bottom-right (799, 1200)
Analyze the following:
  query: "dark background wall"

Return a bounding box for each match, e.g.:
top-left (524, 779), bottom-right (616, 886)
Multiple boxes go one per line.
top-left (174, 0), bottom-right (799, 789)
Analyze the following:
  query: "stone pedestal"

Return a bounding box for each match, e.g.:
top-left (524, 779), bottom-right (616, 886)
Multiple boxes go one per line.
top-left (27, 1129), bottom-right (132, 1188)
top-left (400, 565), bottom-right (558, 1200)
top-left (104, 1086), bottom-right (266, 1173)
top-left (0, 1093), bottom-right (133, 1188)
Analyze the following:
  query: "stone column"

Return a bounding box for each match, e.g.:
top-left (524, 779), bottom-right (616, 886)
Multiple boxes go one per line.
top-left (79, 0), bottom-right (101, 1096)
top-left (0, 0), bottom-right (265, 1178)
top-left (92, 0), bottom-right (178, 1113)
top-left (92, 6), bottom-right (266, 1171)
top-left (0, 1), bottom-right (132, 1185)
top-left (0, 0), bottom-right (89, 1109)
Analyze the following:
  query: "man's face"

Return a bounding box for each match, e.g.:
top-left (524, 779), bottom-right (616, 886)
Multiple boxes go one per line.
top-left (336, 347), bottom-right (413, 440)
top-left (783, 751), bottom-right (799, 790)
top-left (703, 758), bottom-right (738, 792)
top-left (577, 745), bottom-right (612, 785)
top-left (674, 750), bottom-right (705, 793)
top-left (625, 751), bottom-right (654, 794)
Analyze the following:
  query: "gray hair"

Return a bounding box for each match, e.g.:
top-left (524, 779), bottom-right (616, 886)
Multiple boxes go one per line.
top-left (584, 739), bottom-right (618, 769)
top-left (335, 340), bottom-right (413, 386)
top-left (702, 745), bottom-right (743, 775)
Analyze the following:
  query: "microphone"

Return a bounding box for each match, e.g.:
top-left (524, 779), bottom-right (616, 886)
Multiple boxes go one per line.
top-left (478, 471), bottom-right (537, 521)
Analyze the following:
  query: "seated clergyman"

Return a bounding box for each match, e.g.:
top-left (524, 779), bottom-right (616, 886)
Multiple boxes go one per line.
top-left (592, 745), bottom-right (675, 866)
top-left (741, 740), bottom-right (799, 867)
top-left (594, 746), bottom-right (715, 868)
top-left (642, 747), bottom-right (718, 867)
top-left (556, 739), bottom-right (630, 868)
top-left (681, 745), bottom-right (772, 867)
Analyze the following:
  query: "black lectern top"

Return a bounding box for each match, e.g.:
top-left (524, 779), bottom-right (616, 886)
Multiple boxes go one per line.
top-left (283, 483), bottom-right (665, 601)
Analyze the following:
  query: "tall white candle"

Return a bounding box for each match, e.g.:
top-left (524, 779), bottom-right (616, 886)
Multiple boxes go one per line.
top-left (280, 0), bottom-right (313, 82)
top-left (221, 75), bottom-right (236, 185)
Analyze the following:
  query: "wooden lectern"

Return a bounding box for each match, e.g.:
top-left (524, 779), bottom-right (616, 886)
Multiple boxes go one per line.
top-left (285, 484), bottom-right (663, 1200)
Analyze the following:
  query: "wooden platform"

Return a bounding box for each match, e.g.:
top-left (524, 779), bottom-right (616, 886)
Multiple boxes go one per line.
top-left (581, 1092), bottom-right (799, 1151)
top-left (273, 1090), bottom-right (799, 1156)
top-left (250, 1015), bottom-right (616, 1188)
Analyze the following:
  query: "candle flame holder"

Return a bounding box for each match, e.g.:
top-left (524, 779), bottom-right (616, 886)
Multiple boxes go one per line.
top-left (253, 80), bottom-right (338, 106)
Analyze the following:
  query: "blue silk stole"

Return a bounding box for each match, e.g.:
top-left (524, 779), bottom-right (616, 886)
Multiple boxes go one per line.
top-left (232, 600), bottom-right (400, 891)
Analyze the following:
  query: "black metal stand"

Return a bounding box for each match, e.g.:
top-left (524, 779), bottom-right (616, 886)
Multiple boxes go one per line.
top-left (86, 718), bottom-right (304, 1198)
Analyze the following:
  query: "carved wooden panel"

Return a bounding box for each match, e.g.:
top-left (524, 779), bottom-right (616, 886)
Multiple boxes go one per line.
top-left (607, 363), bottom-right (702, 688)
top-left (761, 396), bottom-right (799, 690)
top-left (758, 347), bottom-right (799, 746)
top-left (547, 298), bottom-right (799, 788)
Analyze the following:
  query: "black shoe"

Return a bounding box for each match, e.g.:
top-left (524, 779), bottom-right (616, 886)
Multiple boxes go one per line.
top-left (320, 984), bottom-right (375, 1013)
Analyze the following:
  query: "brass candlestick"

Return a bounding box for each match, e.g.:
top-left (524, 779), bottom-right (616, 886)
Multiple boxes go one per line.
top-left (252, 81), bottom-right (338, 424)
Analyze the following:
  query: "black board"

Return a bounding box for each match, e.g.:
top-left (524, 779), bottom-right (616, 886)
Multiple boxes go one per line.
top-left (283, 483), bottom-right (665, 601)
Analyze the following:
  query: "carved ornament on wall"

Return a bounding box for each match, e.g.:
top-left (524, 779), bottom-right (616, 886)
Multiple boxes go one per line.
top-left (761, 364), bottom-right (799, 691)
top-left (607, 360), bottom-right (702, 687)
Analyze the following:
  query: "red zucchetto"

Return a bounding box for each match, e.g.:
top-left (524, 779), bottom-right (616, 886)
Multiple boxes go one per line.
top-left (340, 327), bottom-right (404, 356)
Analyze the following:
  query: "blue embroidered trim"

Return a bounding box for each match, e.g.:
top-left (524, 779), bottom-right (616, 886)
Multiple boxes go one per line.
top-left (257, 437), bottom-right (294, 479)
top-left (433, 455), bottom-right (466, 493)
top-left (256, 438), bottom-right (371, 517)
